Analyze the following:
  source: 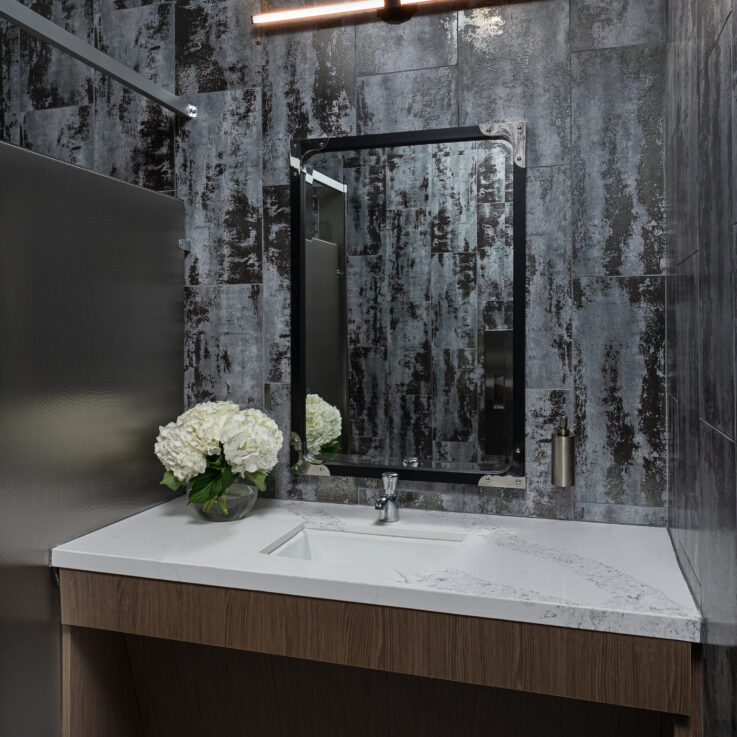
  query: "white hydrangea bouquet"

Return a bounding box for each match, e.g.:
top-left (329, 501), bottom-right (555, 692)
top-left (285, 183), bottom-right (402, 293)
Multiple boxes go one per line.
top-left (155, 401), bottom-right (283, 515)
top-left (305, 394), bottom-right (342, 458)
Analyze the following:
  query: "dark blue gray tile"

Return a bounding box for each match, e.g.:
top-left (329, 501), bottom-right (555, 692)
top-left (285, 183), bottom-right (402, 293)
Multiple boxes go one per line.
top-left (184, 285), bottom-right (264, 409)
top-left (356, 66), bottom-right (457, 135)
top-left (458, 0), bottom-right (570, 168)
top-left (94, 3), bottom-right (175, 190)
top-left (0, 21), bottom-right (19, 145)
top-left (263, 185), bottom-right (291, 384)
top-left (573, 276), bottom-right (666, 512)
top-left (526, 166), bottom-right (572, 390)
top-left (356, 10), bottom-right (456, 76)
top-left (175, 0), bottom-right (262, 94)
top-left (572, 45), bottom-right (665, 277)
top-left (698, 23), bottom-right (734, 439)
top-left (176, 87), bottom-right (263, 285)
top-left (20, 0), bottom-right (94, 111)
top-left (525, 389), bottom-right (575, 519)
top-left (262, 26), bottom-right (355, 185)
top-left (571, 0), bottom-right (665, 51)
top-left (698, 421), bottom-right (737, 646)
top-left (20, 104), bottom-right (93, 167)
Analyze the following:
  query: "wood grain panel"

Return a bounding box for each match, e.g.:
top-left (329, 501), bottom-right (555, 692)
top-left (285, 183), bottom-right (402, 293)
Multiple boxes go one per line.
top-left (125, 633), bottom-right (669, 737)
top-left (61, 625), bottom-right (144, 737)
top-left (59, 569), bottom-right (695, 715)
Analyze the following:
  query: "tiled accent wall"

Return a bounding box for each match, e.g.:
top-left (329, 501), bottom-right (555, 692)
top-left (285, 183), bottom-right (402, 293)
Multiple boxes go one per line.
top-left (666, 0), bottom-right (737, 732)
top-left (0, 0), bottom-right (666, 524)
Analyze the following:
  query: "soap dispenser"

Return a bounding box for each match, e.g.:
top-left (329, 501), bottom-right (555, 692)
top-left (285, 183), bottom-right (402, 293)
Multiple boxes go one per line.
top-left (551, 416), bottom-right (575, 488)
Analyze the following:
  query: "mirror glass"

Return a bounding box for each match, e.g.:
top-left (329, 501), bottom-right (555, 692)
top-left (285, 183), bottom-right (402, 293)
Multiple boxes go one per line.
top-left (298, 132), bottom-right (522, 476)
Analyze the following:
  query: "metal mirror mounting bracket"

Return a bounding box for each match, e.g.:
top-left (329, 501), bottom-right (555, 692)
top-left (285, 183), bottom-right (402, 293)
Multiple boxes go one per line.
top-left (289, 432), bottom-right (331, 477)
top-left (479, 121), bottom-right (526, 169)
top-left (290, 138), bottom-right (329, 180)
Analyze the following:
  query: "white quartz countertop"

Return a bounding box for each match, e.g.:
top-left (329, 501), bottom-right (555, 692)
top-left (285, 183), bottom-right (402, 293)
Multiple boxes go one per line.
top-left (51, 498), bottom-right (701, 642)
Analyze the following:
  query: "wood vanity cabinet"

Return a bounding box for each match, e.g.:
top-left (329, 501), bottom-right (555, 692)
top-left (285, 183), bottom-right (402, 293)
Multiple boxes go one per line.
top-left (58, 569), bottom-right (702, 737)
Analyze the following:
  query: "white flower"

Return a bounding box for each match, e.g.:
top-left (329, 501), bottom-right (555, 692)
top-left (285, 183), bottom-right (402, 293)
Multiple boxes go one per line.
top-left (305, 394), bottom-right (342, 454)
top-left (177, 401), bottom-right (240, 456)
top-left (221, 408), bottom-right (283, 475)
top-left (154, 421), bottom-right (207, 483)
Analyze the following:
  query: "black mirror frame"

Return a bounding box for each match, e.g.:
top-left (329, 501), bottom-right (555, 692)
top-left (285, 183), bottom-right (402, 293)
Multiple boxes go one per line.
top-left (290, 123), bottom-right (526, 485)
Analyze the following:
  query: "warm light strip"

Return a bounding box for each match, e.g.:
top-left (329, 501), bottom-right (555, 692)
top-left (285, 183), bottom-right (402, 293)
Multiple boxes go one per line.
top-left (252, 0), bottom-right (384, 24)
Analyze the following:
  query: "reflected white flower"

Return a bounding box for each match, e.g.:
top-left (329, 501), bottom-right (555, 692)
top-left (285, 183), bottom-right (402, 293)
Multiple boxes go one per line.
top-left (221, 408), bottom-right (284, 475)
top-left (305, 394), bottom-right (342, 454)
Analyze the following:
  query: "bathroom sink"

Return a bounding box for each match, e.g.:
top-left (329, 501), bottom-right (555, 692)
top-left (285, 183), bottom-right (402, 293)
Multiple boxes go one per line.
top-left (267, 527), bottom-right (463, 570)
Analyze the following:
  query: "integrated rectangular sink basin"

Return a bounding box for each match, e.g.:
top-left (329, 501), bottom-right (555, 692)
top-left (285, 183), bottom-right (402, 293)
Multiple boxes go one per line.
top-left (268, 527), bottom-right (463, 570)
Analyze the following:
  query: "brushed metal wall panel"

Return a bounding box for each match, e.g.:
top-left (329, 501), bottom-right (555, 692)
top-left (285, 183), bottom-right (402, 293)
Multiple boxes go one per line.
top-left (0, 140), bottom-right (184, 737)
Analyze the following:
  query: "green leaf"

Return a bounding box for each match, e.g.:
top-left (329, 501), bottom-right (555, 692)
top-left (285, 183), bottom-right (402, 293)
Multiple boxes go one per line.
top-left (320, 440), bottom-right (341, 460)
top-left (244, 471), bottom-right (267, 492)
top-left (220, 464), bottom-right (235, 492)
top-left (160, 471), bottom-right (182, 491)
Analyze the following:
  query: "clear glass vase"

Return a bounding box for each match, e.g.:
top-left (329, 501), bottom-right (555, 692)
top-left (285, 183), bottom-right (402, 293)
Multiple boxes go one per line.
top-left (195, 479), bottom-right (259, 522)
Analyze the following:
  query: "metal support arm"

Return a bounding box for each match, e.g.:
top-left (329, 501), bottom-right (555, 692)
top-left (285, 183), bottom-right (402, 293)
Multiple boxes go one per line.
top-left (0, 0), bottom-right (197, 119)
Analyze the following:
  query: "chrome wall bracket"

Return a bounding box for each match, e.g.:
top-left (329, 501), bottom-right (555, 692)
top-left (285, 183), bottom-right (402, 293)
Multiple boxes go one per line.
top-left (478, 121), bottom-right (526, 168)
top-left (290, 432), bottom-right (331, 477)
top-left (0, 0), bottom-right (197, 120)
top-left (478, 474), bottom-right (526, 490)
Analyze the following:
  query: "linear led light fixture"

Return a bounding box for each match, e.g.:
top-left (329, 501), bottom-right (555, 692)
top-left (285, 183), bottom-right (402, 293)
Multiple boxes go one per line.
top-left (0, 0), bottom-right (197, 119)
top-left (252, 0), bottom-right (435, 25)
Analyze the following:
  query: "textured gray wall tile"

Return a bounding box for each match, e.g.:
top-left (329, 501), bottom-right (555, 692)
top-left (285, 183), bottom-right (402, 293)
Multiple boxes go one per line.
top-left (573, 276), bottom-right (665, 511)
top-left (20, 104), bottom-right (93, 167)
top-left (571, 0), bottom-right (665, 51)
top-left (386, 209), bottom-right (431, 302)
top-left (703, 644), bottom-right (737, 735)
top-left (388, 394), bottom-right (432, 462)
top-left (576, 502), bottom-right (667, 525)
top-left (526, 166), bottom-right (572, 389)
top-left (94, 3), bottom-right (175, 190)
top-left (356, 10), bottom-right (456, 76)
top-left (432, 349), bottom-right (479, 443)
top-left (357, 66), bottom-right (457, 134)
top-left (176, 88), bottom-right (263, 285)
top-left (525, 389), bottom-right (575, 519)
top-left (431, 252), bottom-right (477, 349)
top-left (263, 185), bottom-right (291, 384)
top-left (175, 0), bottom-right (261, 94)
top-left (347, 255), bottom-right (386, 345)
top-left (0, 21), bottom-right (20, 145)
top-left (572, 45), bottom-right (665, 277)
top-left (262, 27), bottom-right (355, 185)
top-left (184, 285), bottom-right (264, 409)
top-left (20, 0), bottom-right (94, 111)
top-left (699, 23), bottom-right (734, 439)
top-left (263, 382), bottom-right (293, 499)
top-left (463, 485), bottom-right (525, 516)
top-left (698, 421), bottom-right (737, 646)
top-left (458, 1), bottom-right (570, 168)
top-left (348, 346), bottom-right (387, 438)
top-left (359, 478), bottom-right (465, 512)
top-left (387, 145), bottom-right (430, 209)
top-left (345, 157), bottom-right (386, 256)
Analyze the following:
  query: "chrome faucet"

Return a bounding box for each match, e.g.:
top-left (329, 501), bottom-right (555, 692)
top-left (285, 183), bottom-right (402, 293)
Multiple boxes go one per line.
top-left (375, 472), bottom-right (399, 523)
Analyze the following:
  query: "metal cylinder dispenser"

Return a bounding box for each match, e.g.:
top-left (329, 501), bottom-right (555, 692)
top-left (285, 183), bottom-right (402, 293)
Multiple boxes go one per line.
top-left (551, 416), bottom-right (575, 488)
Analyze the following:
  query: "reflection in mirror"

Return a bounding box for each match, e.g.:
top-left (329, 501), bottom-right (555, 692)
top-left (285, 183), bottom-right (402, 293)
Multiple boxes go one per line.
top-left (300, 133), bottom-right (521, 476)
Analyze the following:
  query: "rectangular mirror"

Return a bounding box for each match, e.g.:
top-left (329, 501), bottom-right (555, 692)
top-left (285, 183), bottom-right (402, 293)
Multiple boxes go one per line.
top-left (290, 124), bottom-right (526, 484)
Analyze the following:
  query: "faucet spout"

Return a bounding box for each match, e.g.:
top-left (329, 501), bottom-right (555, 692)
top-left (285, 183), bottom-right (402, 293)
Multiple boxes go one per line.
top-left (376, 472), bottom-right (399, 523)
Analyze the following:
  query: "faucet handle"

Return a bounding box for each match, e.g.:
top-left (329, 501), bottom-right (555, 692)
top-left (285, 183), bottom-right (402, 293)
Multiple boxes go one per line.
top-left (382, 472), bottom-right (398, 497)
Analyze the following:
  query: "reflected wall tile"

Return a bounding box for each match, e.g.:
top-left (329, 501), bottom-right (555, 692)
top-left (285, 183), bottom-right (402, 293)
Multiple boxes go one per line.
top-left (263, 185), bottom-right (291, 383)
top-left (573, 276), bottom-right (666, 511)
top-left (432, 252), bottom-right (477, 350)
top-left (0, 21), bottom-right (19, 145)
top-left (20, 0), bottom-right (94, 111)
top-left (94, 3), bottom-right (175, 190)
top-left (388, 394), bottom-right (432, 462)
top-left (386, 145), bottom-right (430, 210)
top-left (524, 389), bottom-right (574, 519)
top-left (699, 23), bottom-right (734, 439)
top-left (696, 0), bottom-right (730, 60)
top-left (262, 26), bottom-right (355, 185)
top-left (572, 45), bottom-right (665, 277)
top-left (20, 105), bottom-right (93, 167)
top-left (346, 255), bottom-right (386, 346)
top-left (570, 0), bottom-right (665, 52)
top-left (432, 349), bottom-right (479, 443)
top-left (176, 88), bottom-right (263, 285)
top-left (356, 10), bottom-right (456, 76)
top-left (345, 158), bottom-right (386, 256)
top-left (698, 421), bottom-right (737, 646)
top-left (385, 349), bottom-right (431, 396)
top-left (175, 0), bottom-right (262, 94)
top-left (356, 66), bottom-right (457, 135)
top-left (386, 209), bottom-right (431, 303)
top-left (476, 142), bottom-right (509, 204)
top-left (525, 166), bottom-right (572, 390)
top-left (184, 285), bottom-right (264, 409)
top-left (348, 346), bottom-right (387, 438)
top-left (388, 301), bottom-right (431, 350)
top-left (458, 0), bottom-right (570, 168)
